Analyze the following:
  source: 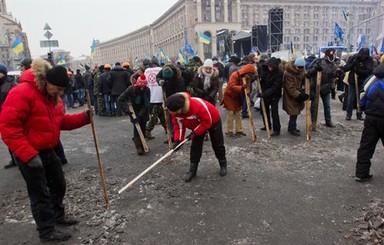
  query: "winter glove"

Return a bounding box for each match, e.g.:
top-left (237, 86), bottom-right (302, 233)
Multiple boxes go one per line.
top-left (187, 131), bottom-right (196, 141)
top-left (298, 93), bottom-right (310, 102)
top-left (241, 84), bottom-right (247, 90)
top-left (172, 140), bottom-right (182, 151)
top-left (331, 89), bottom-right (336, 100)
top-left (129, 116), bottom-right (138, 124)
top-left (28, 155), bottom-right (43, 168)
top-left (256, 93), bottom-right (263, 98)
top-left (305, 72), bottom-right (311, 78)
top-left (317, 66), bottom-right (323, 72)
top-left (85, 110), bottom-right (92, 120)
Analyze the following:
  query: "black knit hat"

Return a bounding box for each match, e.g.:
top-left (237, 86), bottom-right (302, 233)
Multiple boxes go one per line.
top-left (166, 93), bottom-right (185, 112)
top-left (46, 66), bottom-right (69, 87)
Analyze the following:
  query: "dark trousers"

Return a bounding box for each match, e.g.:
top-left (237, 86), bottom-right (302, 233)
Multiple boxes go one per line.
top-left (190, 120), bottom-right (226, 163)
top-left (261, 98), bottom-right (281, 133)
top-left (355, 117), bottom-right (384, 177)
top-left (54, 140), bottom-right (67, 164)
top-left (347, 82), bottom-right (363, 117)
top-left (15, 150), bottom-right (66, 237)
top-left (288, 115), bottom-right (298, 131)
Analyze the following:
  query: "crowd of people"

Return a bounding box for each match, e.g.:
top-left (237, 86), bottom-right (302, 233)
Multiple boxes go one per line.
top-left (1, 47), bottom-right (384, 242)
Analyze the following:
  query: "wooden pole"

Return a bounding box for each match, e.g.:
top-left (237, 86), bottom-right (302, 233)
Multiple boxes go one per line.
top-left (305, 78), bottom-right (312, 141)
top-left (354, 74), bottom-right (361, 114)
top-left (242, 77), bottom-right (256, 142)
top-left (162, 91), bottom-right (172, 149)
top-left (312, 71), bottom-right (322, 131)
top-left (256, 78), bottom-right (271, 140)
top-left (118, 138), bottom-right (188, 194)
top-left (85, 90), bottom-right (110, 209)
top-left (128, 104), bottom-right (149, 153)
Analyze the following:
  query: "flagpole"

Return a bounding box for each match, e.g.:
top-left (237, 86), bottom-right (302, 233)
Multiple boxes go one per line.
top-left (347, 11), bottom-right (384, 51)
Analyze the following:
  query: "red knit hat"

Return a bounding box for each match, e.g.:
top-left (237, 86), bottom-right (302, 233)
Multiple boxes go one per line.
top-left (134, 74), bottom-right (147, 88)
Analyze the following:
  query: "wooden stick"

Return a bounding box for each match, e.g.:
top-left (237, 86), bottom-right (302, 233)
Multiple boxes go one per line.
top-left (256, 78), bottom-right (271, 140)
top-left (162, 91), bottom-right (172, 149)
top-left (305, 78), bottom-right (312, 141)
top-left (354, 74), bottom-right (361, 114)
top-left (85, 90), bottom-right (110, 210)
top-left (312, 71), bottom-right (321, 131)
top-left (118, 138), bottom-right (188, 194)
top-left (242, 77), bottom-right (256, 142)
top-left (128, 104), bottom-right (149, 153)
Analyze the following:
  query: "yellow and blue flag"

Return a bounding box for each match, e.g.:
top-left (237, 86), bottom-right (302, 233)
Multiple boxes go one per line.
top-left (198, 32), bottom-right (211, 44)
top-left (12, 36), bottom-right (24, 54)
top-left (90, 39), bottom-right (96, 57)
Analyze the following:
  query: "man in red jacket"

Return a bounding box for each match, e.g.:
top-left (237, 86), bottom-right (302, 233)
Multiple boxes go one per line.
top-left (166, 92), bottom-right (227, 182)
top-left (0, 59), bottom-right (90, 242)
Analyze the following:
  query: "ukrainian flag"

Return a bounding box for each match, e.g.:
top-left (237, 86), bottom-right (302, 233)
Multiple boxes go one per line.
top-left (198, 32), bottom-right (211, 44)
top-left (12, 36), bottom-right (24, 54)
top-left (178, 50), bottom-right (187, 64)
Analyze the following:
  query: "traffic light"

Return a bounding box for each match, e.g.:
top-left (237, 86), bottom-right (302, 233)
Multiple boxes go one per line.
top-left (47, 52), bottom-right (52, 60)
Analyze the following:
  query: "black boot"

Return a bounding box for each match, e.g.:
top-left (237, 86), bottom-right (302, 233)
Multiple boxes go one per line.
top-left (184, 162), bottom-right (199, 182)
top-left (219, 159), bottom-right (227, 176)
top-left (132, 137), bottom-right (144, 155)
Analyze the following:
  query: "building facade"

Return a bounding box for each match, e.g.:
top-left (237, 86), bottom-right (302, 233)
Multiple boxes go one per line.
top-left (94, 0), bottom-right (384, 64)
top-left (0, 0), bottom-right (30, 70)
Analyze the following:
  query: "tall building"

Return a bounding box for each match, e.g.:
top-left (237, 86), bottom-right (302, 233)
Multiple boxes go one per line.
top-left (0, 0), bottom-right (30, 70)
top-left (94, 0), bottom-right (384, 64)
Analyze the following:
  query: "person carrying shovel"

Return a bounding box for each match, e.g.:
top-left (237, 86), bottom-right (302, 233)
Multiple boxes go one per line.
top-left (165, 92), bottom-right (227, 182)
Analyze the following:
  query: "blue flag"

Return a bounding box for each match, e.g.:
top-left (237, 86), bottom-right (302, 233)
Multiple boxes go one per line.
top-left (381, 38), bottom-right (384, 53)
top-left (334, 23), bottom-right (344, 40)
top-left (184, 41), bottom-right (196, 57)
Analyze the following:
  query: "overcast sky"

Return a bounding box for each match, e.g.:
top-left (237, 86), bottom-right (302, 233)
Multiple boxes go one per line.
top-left (7, 0), bottom-right (179, 58)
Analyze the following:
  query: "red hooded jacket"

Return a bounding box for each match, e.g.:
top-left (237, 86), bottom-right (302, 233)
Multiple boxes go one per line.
top-left (172, 92), bottom-right (221, 141)
top-left (0, 68), bottom-right (90, 163)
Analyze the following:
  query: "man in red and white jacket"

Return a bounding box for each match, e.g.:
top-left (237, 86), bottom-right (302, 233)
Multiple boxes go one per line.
top-left (166, 92), bottom-right (227, 182)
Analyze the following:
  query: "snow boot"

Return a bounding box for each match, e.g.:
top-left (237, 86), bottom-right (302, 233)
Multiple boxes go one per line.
top-left (184, 162), bottom-right (199, 182)
top-left (219, 159), bottom-right (227, 176)
top-left (132, 137), bottom-right (144, 155)
top-left (144, 130), bottom-right (155, 140)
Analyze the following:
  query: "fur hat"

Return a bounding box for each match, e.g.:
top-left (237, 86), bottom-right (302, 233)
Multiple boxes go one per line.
top-left (162, 67), bottom-right (174, 79)
top-left (166, 93), bottom-right (185, 112)
top-left (203, 59), bottom-right (213, 68)
top-left (0, 64), bottom-right (8, 75)
top-left (46, 66), bottom-right (69, 87)
top-left (294, 57), bottom-right (306, 67)
top-left (134, 74), bottom-right (147, 88)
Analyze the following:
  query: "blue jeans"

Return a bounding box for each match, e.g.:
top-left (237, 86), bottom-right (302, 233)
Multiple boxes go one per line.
top-left (77, 88), bottom-right (85, 106)
top-left (311, 92), bottom-right (332, 124)
top-left (15, 150), bottom-right (66, 237)
top-left (103, 93), bottom-right (112, 115)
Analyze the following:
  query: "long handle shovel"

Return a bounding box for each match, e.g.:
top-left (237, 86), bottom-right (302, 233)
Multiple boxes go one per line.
top-left (242, 77), bottom-right (257, 142)
top-left (256, 78), bottom-right (271, 140)
top-left (118, 138), bottom-right (188, 194)
top-left (312, 71), bottom-right (321, 131)
top-left (163, 91), bottom-right (173, 149)
top-left (86, 90), bottom-right (110, 209)
top-left (305, 78), bottom-right (312, 141)
top-left (354, 74), bottom-right (361, 114)
top-left (128, 104), bottom-right (149, 153)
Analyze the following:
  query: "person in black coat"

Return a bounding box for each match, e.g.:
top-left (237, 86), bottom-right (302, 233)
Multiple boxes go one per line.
top-left (354, 63), bottom-right (384, 182)
top-left (258, 57), bottom-right (283, 136)
top-left (343, 48), bottom-right (374, 120)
